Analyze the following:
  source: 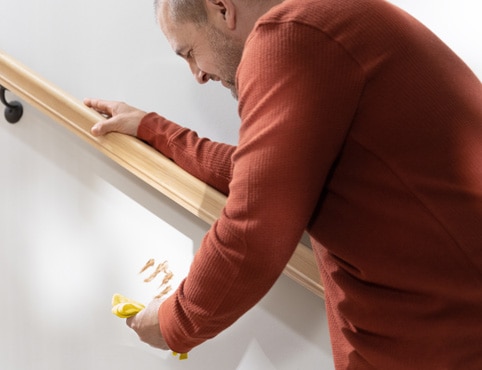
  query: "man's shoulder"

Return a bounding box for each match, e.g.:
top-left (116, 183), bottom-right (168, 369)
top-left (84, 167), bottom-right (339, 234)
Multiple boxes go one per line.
top-left (255, 0), bottom-right (402, 37)
top-left (258, 0), bottom-right (373, 28)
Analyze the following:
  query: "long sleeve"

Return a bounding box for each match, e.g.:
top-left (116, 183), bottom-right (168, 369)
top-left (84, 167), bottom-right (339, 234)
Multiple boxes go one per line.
top-left (137, 113), bottom-right (235, 195)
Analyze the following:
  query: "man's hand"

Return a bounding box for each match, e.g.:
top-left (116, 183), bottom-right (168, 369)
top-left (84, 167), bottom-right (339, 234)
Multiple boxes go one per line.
top-left (126, 298), bottom-right (170, 350)
top-left (84, 98), bottom-right (147, 137)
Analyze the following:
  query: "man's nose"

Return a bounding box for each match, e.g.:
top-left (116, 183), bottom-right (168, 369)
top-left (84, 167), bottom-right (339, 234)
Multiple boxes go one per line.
top-left (190, 64), bottom-right (209, 84)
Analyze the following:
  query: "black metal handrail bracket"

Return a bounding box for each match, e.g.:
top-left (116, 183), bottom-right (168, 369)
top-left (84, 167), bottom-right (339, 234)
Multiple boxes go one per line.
top-left (0, 85), bottom-right (23, 123)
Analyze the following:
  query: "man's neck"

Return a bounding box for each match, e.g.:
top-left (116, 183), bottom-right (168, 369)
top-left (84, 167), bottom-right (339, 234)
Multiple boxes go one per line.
top-left (236, 0), bottom-right (284, 42)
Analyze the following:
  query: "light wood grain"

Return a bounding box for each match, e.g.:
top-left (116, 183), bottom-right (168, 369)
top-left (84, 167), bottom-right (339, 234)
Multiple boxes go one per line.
top-left (0, 49), bottom-right (324, 298)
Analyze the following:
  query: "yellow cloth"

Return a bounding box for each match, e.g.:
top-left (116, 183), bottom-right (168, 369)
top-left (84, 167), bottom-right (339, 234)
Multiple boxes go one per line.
top-left (111, 293), bottom-right (145, 318)
top-left (111, 293), bottom-right (188, 360)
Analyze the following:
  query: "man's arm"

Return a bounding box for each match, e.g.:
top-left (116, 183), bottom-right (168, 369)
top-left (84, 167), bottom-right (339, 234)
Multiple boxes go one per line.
top-left (84, 98), bottom-right (235, 195)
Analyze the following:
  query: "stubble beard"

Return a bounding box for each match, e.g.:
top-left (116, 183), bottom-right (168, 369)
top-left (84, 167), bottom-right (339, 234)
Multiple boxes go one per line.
top-left (206, 25), bottom-right (244, 100)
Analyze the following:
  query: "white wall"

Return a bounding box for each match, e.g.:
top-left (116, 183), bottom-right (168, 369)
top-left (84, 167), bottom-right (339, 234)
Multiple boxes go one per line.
top-left (0, 1), bottom-right (480, 369)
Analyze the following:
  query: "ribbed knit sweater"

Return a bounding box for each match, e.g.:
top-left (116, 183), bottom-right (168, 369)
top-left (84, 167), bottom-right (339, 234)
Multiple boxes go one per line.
top-left (137, 0), bottom-right (482, 368)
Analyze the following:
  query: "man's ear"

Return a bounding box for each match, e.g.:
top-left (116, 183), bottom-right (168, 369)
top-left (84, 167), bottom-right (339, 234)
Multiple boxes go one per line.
top-left (205, 0), bottom-right (236, 30)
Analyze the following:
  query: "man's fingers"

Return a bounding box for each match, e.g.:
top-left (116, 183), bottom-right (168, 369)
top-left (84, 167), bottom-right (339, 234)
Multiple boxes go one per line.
top-left (85, 98), bottom-right (118, 136)
top-left (124, 299), bottom-right (170, 350)
top-left (125, 314), bottom-right (136, 328)
top-left (84, 98), bottom-right (144, 137)
top-left (91, 117), bottom-right (122, 136)
top-left (84, 98), bottom-right (115, 117)
top-left (90, 120), bottom-right (107, 136)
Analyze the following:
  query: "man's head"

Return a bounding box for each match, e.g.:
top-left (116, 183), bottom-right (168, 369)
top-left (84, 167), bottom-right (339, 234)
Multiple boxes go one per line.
top-left (154, 0), bottom-right (208, 26)
top-left (154, 0), bottom-right (276, 98)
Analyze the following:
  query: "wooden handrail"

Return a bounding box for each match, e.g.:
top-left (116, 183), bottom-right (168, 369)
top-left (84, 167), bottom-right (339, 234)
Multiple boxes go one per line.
top-left (0, 49), bottom-right (324, 298)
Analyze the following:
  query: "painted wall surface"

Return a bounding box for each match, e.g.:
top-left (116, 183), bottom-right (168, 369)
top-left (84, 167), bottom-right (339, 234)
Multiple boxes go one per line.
top-left (0, 1), bottom-right (480, 369)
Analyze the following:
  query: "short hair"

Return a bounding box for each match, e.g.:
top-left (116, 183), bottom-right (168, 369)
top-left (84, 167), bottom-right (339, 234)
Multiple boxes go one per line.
top-left (154, 0), bottom-right (208, 25)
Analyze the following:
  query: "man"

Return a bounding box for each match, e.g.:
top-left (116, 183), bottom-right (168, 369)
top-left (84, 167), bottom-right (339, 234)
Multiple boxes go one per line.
top-left (85, 0), bottom-right (482, 368)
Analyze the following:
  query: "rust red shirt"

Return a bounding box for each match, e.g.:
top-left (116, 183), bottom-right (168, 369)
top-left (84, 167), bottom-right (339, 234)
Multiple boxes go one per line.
top-left (138, 0), bottom-right (482, 368)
